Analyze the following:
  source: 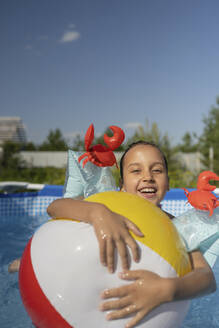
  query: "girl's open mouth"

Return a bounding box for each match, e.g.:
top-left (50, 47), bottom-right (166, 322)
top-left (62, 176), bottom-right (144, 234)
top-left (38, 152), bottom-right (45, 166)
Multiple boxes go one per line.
top-left (138, 187), bottom-right (157, 199)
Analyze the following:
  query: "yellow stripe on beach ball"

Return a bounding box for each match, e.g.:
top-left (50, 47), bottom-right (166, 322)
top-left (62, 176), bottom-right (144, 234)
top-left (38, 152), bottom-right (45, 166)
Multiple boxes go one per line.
top-left (86, 191), bottom-right (191, 276)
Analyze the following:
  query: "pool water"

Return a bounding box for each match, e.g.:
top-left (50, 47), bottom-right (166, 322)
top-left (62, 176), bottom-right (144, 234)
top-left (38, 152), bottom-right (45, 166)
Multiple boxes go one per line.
top-left (0, 214), bottom-right (219, 328)
top-left (0, 214), bottom-right (48, 328)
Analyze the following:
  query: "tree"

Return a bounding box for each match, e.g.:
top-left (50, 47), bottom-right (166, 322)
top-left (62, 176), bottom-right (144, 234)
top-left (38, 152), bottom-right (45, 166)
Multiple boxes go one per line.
top-left (39, 129), bottom-right (68, 151)
top-left (0, 140), bottom-right (66, 185)
top-left (0, 141), bottom-right (27, 181)
top-left (125, 120), bottom-right (197, 188)
top-left (199, 97), bottom-right (219, 174)
top-left (23, 141), bottom-right (37, 151)
top-left (176, 132), bottom-right (199, 153)
top-left (72, 134), bottom-right (84, 151)
top-left (126, 120), bottom-right (177, 168)
top-left (127, 120), bottom-right (164, 145)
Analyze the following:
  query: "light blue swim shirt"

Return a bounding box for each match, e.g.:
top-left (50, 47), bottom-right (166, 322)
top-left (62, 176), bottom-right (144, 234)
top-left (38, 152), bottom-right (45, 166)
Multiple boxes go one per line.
top-left (63, 149), bottom-right (219, 267)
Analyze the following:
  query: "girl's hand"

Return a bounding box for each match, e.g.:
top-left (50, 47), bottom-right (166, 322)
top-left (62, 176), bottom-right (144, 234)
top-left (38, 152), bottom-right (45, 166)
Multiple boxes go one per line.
top-left (99, 270), bottom-right (174, 328)
top-left (8, 258), bottom-right (21, 273)
top-left (91, 207), bottom-right (144, 273)
top-left (47, 198), bottom-right (143, 273)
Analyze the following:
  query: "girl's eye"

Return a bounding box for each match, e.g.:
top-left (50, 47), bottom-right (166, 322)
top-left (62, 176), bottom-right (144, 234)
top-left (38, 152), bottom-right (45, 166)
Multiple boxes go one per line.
top-left (152, 169), bottom-right (162, 173)
top-left (131, 169), bottom-right (140, 173)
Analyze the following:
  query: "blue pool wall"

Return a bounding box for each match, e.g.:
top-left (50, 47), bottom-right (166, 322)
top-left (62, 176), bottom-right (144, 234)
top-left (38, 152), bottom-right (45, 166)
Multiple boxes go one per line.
top-left (0, 186), bottom-right (194, 218)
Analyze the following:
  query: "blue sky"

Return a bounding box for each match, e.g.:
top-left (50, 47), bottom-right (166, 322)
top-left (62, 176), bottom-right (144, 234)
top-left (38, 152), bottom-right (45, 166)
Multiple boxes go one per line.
top-left (1, 0), bottom-right (219, 145)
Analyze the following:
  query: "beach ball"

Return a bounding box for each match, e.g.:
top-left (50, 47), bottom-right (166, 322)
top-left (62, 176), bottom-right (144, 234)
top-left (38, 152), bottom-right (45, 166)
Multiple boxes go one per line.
top-left (19, 191), bottom-right (191, 328)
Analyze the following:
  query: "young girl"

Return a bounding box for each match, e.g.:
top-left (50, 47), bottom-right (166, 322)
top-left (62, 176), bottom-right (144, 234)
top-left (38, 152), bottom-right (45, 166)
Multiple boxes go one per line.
top-left (47, 141), bottom-right (216, 328)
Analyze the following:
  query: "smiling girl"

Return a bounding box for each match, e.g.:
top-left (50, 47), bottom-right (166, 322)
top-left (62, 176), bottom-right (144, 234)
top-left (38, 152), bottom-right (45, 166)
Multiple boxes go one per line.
top-left (47, 140), bottom-right (216, 328)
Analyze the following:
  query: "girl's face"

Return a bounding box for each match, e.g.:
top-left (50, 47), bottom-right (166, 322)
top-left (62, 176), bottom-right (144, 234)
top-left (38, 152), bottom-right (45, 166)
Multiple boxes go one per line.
top-left (121, 144), bottom-right (169, 206)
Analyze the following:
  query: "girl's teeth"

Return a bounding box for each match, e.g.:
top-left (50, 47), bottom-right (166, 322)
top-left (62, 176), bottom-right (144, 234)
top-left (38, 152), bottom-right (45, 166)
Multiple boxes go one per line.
top-left (141, 188), bottom-right (155, 193)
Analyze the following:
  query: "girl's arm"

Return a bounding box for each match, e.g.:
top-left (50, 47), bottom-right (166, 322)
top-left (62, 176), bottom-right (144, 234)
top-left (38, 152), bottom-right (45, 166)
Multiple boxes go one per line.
top-left (172, 250), bottom-right (216, 299)
top-left (100, 250), bottom-right (216, 328)
top-left (47, 198), bottom-right (143, 272)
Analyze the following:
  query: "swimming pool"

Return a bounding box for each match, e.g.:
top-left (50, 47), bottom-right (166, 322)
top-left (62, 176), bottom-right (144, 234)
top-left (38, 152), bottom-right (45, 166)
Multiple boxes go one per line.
top-left (0, 186), bottom-right (219, 327)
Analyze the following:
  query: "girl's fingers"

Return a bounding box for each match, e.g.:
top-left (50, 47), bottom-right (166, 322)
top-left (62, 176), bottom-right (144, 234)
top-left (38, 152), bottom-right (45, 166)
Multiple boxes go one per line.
top-left (125, 310), bottom-right (146, 328)
top-left (115, 238), bottom-right (130, 271)
top-left (106, 304), bottom-right (137, 321)
top-left (106, 238), bottom-right (115, 273)
top-left (124, 219), bottom-right (144, 237)
top-left (98, 238), bottom-right (107, 267)
top-left (119, 270), bottom-right (144, 281)
top-left (125, 236), bottom-right (140, 263)
top-left (95, 213), bottom-right (143, 272)
top-left (100, 296), bottom-right (130, 311)
top-left (101, 285), bottom-right (129, 299)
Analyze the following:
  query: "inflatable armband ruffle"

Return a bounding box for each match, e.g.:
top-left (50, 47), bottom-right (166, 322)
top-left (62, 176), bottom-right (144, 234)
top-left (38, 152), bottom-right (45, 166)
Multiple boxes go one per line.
top-left (63, 150), bottom-right (117, 198)
top-left (173, 207), bottom-right (219, 267)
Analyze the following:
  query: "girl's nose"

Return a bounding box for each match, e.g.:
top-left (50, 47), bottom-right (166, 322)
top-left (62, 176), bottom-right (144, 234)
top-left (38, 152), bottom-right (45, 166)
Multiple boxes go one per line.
top-left (142, 170), bottom-right (154, 181)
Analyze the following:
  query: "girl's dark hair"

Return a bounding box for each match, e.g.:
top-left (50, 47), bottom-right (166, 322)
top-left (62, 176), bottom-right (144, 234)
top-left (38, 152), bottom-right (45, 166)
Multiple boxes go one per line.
top-left (119, 140), bottom-right (168, 184)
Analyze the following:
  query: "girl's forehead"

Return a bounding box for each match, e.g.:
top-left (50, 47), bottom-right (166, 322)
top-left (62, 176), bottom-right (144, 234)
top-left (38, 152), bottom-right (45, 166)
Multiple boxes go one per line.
top-left (124, 144), bottom-right (164, 163)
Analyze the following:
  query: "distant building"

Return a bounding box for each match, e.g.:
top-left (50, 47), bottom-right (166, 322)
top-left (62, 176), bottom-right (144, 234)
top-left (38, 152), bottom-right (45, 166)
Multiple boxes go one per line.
top-left (0, 117), bottom-right (27, 145)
